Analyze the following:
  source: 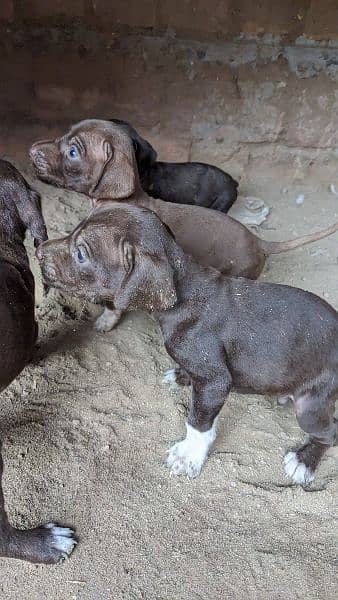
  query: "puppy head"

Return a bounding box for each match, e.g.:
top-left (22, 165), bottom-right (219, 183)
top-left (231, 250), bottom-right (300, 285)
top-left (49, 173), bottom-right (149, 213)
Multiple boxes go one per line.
top-left (36, 203), bottom-right (177, 312)
top-left (110, 119), bottom-right (157, 174)
top-left (30, 119), bottom-right (137, 200)
top-left (0, 160), bottom-right (47, 246)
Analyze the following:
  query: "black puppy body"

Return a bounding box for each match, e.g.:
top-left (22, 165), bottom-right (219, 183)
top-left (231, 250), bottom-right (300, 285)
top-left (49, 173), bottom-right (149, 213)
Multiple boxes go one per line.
top-left (37, 203), bottom-right (338, 485)
top-left (111, 118), bottom-right (238, 212)
top-left (0, 160), bottom-right (76, 563)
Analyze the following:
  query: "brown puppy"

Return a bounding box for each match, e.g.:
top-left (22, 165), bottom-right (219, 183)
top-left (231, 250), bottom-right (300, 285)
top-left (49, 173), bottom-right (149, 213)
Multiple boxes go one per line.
top-left (36, 203), bottom-right (338, 486)
top-left (30, 119), bottom-right (338, 332)
top-left (0, 160), bottom-right (76, 563)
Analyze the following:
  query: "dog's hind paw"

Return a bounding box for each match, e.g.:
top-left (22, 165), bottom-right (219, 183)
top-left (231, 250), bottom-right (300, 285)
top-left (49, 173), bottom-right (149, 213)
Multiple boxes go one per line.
top-left (283, 451), bottom-right (314, 485)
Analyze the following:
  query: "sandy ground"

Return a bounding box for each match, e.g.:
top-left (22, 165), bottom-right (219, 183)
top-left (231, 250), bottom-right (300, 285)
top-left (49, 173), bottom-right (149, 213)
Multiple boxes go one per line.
top-left (0, 149), bottom-right (337, 599)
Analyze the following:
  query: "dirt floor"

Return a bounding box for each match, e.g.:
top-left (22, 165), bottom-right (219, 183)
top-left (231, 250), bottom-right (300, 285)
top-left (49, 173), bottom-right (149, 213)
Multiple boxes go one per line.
top-left (0, 139), bottom-right (336, 599)
top-left (0, 28), bottom-right (338, 597)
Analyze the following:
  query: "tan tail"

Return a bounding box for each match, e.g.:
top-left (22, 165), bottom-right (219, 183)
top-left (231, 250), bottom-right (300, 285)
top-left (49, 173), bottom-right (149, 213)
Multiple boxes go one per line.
top-left (261, 221), bottom-right (338, 255)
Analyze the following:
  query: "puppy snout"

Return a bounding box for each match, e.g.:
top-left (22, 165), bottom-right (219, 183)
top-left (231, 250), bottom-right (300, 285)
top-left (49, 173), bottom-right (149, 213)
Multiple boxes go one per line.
top-left (30, 147), bottom-right (46, 168)
top-left (29, 141), bottom-right (53, 174)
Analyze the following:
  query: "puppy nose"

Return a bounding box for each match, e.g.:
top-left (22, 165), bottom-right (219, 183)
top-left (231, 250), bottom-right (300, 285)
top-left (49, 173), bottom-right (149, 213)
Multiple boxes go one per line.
top-left (30, 140), bottom-right (51, 160)
top-left (29, 143), bottom-right (42, 160)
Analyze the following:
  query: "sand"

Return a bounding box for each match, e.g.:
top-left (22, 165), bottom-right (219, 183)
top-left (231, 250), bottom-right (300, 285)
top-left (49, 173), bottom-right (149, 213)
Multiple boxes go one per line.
top-left (0, 155), bottom-right (337, 600)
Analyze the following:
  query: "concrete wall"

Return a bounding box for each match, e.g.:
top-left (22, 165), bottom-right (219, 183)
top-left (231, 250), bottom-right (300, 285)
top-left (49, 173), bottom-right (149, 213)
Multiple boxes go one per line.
top-left (1, 1), bottom-right (338, 42)
top-left (0, 1), bottom-right (337, 172)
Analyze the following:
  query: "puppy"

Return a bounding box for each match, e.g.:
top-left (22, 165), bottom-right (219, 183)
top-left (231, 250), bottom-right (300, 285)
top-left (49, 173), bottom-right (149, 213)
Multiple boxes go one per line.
top-left (110, 118), bottom-right (239, 212)
top-left (0, 160), bottom-right (76, 563)
top-left (36, 203), bottom-right (338, 486)
top-left (30, 119), bottom-right (338, 333)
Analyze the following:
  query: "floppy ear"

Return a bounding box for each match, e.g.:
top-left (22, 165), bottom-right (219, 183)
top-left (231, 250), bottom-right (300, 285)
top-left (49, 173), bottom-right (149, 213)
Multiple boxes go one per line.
top-left (132, 134), bottom-right (157, 173)
top-left (114, 239), bottom-right (177, 312)
top-left (92, 141), bottom-right (136, 199)
top-left (109, 118), bottom-right (157, 173)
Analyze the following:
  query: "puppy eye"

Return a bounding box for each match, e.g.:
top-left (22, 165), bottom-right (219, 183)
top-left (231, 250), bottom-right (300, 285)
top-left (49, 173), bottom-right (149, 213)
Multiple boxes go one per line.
top-left (76, 246), bottom-right (87, 263)
top-left (68, 146), bottom-right (79, 159)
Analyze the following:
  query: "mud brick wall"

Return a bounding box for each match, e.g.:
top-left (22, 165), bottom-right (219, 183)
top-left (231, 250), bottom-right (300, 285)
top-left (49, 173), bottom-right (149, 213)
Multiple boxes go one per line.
top-left (1, 1), bottom-right (338, 42)
top-left (0, 1), bottom-right (337, 169)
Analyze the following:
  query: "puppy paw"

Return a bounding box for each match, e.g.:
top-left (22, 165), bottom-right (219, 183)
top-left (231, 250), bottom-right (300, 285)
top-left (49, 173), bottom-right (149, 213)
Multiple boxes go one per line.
top-left (167, 439), bottom-right (205, 478)
top-left (10, 522), bottom-right (77, 564)
top-left (166, 423), bottom-right (217, 479)
top-left (162, 368), bottom-right (191, 389)
top-left (277, 395), bottom-right (292, 406)
top-left (44, 523), bottom-right (77, 558)
top-left (95, 310), bottom-right (120, 332)
top-left (162, 369), bottom-right (179, 390)
top-left (283, 451), bottom-right (314, 485)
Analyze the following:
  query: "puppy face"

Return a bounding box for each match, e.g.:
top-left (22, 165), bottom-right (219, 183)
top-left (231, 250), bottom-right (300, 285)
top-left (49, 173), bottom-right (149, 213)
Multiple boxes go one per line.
top-left (30, 119), bottom-right (136, 199)
top-left (36, 204), bottom-right (177, 311)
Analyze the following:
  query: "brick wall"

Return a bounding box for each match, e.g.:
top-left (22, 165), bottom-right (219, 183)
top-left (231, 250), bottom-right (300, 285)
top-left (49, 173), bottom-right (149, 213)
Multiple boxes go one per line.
top-left (1, 1), bottom-right (337, 42)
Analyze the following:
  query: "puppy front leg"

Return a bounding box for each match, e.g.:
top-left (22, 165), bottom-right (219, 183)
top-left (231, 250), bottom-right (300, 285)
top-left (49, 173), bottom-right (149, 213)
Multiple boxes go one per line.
top-left (95, 307), bottom-right (123, 332)
top-left (0, 441), bottom-right (76, 563)
top-left (167, 372), bottom-right (231, 478)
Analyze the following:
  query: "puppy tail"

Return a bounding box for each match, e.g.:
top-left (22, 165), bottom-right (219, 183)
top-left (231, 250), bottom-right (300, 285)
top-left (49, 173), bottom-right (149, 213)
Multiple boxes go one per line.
top-left (261, 221), bottom-right (338, 255)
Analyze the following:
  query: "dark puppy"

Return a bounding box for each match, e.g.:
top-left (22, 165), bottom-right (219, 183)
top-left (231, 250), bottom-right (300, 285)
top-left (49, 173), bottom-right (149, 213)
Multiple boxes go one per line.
top-left (30, 119), bottom-right (338, 333)
top-left (0, 160), bottom-right (76, 563)
top-left (37, 203), bottom-right (338, 486)
top-left (110, 118), bottom-right (238, 212)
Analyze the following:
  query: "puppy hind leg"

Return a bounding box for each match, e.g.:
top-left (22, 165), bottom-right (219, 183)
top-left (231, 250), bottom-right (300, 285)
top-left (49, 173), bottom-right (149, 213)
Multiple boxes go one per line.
top-left (283, 393), bottom-right (337, 485)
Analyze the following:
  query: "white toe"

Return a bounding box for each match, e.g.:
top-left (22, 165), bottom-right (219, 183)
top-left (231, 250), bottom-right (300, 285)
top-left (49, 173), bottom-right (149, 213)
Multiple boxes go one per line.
top-left (162, 368), bottom-right (178, 389)
top-left (283, 451), bottom-right (314, 485)
top-left (95, 315), bottom-right (113, 332)
top-left (167, 441), bottom-right (204, 478)
top-left (95, 308), bottom-right (120, 332)
top-left (45, 523), bottom-right (77, 556)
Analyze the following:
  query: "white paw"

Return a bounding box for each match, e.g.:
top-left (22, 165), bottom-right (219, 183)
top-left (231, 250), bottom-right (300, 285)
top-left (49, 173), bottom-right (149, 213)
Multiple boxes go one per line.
top-left (95, 309), bottom-right (120, 332)
top-left (162, 368), bottom-right (178, 390)
top-left (45, 523), bottom-right (77, 558)
top-left (167, 439), bottom-right (205, 478)
top-left (283, 451), bottom-right (314, 485)
top-left (167, 422), bottom-right (217, 478)
top-left (277, 394), bottom-right (294, 406)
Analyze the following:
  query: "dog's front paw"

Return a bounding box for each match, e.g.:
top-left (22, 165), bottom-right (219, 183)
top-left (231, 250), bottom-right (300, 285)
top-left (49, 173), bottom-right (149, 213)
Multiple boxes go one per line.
top-left (162, 368), bottom-right (191, 389)
top-left (167, 439), bottom-right (206, 478)
top-left (166, 422), bottom-right (217, 478)
top-left (283, 451), bottom-right (314, 485)
top-left (9, 522), bottom-right (77, 564)
top-left (162, 369), bottom-right (179, 390)
top-left (95, 309), bottom-right (121, 332)
top-left (44, 523), bottom-right (77, 560)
